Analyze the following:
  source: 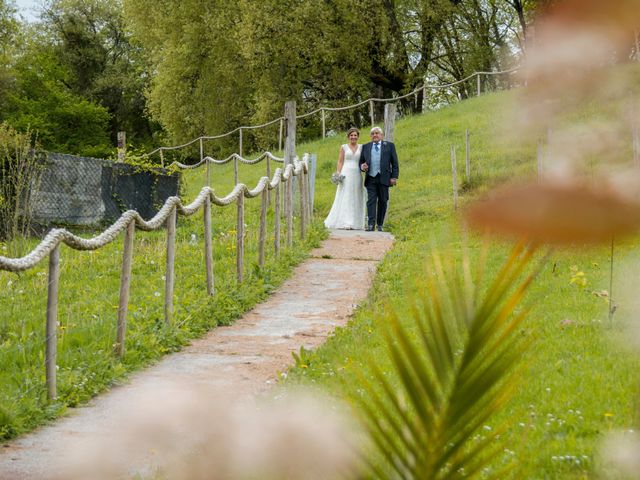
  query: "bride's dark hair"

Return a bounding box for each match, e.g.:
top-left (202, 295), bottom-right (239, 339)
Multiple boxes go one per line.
top-left (346, 127), bottom-right (360, 137)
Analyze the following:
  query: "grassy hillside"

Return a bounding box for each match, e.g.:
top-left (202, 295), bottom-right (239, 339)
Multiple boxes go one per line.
top-left (0, 152), bottom-right (324, 440)
top-left (287, 91), bottom-right (640, 478)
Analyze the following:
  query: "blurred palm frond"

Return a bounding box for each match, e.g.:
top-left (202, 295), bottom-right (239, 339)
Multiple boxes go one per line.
top-left (354, 241), bottom-right (543, 479)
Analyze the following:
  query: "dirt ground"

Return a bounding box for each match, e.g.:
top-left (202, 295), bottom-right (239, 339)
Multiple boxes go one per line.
top-left (0, 229), bottom-right (394, 479)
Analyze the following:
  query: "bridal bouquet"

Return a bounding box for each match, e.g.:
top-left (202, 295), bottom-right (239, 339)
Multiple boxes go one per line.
top-left (331, 172), bottom-right (345, 185)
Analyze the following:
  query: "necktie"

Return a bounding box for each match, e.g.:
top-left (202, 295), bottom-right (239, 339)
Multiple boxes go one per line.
top-left (374, 143), bottom-right (379, 152)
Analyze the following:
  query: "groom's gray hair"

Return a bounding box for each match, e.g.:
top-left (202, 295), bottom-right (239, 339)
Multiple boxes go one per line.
top-left (370, 126), bottom-right (383, 135)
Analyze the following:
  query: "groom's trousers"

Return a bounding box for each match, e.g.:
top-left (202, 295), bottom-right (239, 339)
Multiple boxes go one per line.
top-left (365, 173), bottom-right (389, 227)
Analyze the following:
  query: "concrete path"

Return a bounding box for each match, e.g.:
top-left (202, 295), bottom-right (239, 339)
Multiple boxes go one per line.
top-left (0, 229), bottom-right (394, 480)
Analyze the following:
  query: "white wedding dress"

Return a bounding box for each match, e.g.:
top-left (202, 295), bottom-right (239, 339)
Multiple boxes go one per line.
top-left (324, 144), bottom-right (366, 230)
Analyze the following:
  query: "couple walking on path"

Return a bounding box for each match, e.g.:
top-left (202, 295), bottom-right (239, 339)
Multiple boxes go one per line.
top-left (324, 126), bottom-right (400, 232)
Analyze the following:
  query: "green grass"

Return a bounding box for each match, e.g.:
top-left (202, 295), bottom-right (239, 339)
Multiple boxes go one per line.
top-left (0, 156), bottom-right (325, 440)
top-left (2, 86), bottom-right (639, 478)
top-left (285, 91), bottom-right (640, 478)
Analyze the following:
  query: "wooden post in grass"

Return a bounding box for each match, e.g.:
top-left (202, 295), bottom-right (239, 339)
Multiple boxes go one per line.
top-left (451, 146), bottom-right (459, 210)
top-left (299, 168), bottom-right (307, 239)
top-left (308, 154), bottom-right (316, 216)
top-left (236, 191), bottom-right (245, 283)
top-left (477, 73), bottom-right (481, 97)
top-left (201, 138), bottom-right (209, 187)
top-left (204, 194), bottom-right (214, 295)
top-left (164, 206), bottom-right (177, 324)
top-left (266, 156), bottom-right (272, 206)
top-left (115, 219), bottom-right (135, 357)
top-left (369, 100), bottom-right (375, 126)
top-left (284, 100), bottom-right (296, 248)
top-left (160, 148), bottom-right (165, 168)
top-left (274, 181), bottom-right (281, 256)
top-left (465, 129), bottom-right (471, 180)
top-left (287, 171), bottom-right (294, 247)
top-left (234, 156), bottom-right (239, 185)
top-left (609, 237), bottom-right (616, 324)
top-left (384, 104), bottom-right (396, 142)
top-left (321, 109), bottom-right (326, 138)
top-left (45, 244), bottom-right (61, 400)
top-left (259, 187), bottom-right (268, 266)
top-left (422, 85), bottom-right (427, 112)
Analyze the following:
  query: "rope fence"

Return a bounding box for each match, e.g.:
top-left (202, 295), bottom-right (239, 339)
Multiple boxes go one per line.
top-left (147, 67), bottom-right (521, 162)
top-left (0, 154), bottom-right (312, 400)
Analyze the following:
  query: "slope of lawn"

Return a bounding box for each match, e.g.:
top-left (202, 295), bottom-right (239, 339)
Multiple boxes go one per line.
top-left (287, 90), bottom-right (640, 478)
top-left (0, 152), bottom-right (325, 440)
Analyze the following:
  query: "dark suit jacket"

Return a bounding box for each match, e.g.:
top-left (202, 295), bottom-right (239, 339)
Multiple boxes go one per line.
top-left (359, 141), bottom-right (399, 186)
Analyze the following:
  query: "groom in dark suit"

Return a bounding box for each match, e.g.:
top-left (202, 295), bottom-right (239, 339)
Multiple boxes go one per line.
top-left (359, 126), bottom-right (399, 231)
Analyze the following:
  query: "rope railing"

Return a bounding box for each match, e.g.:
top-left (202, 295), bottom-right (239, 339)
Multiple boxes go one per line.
top-left (171, 151), bottom-right (284, 169)
top-left (146, 66), bottom-right (521, 159)
top-left (0, 154), bottom-right (312, 401)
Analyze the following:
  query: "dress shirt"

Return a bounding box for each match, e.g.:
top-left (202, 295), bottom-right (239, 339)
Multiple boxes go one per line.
top-left (369, 142), bottom-right (381, 177)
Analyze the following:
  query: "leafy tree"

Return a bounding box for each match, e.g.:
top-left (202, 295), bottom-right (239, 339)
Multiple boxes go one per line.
top-left (124, 0), bottom-right (253, 152)
top-left (0, 0), bottom-right (19, 116)
top-left (41, 0), bottom-right (157, 147)
top-left (3, 31), bottom-right (111, 156)
top-left (125, 0), bottom-right (528, 146)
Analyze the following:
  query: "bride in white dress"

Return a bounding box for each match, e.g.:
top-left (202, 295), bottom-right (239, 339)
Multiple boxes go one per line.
top-left (324, 127), bottom-right (366, 230)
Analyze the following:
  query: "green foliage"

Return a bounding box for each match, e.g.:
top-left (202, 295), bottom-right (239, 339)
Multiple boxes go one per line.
top-left (3, 35), bottom-right (112, 156)
top-left (41, 0), bottom-right (158, 147)
top-left (292, 346), bottom-right (313, 370)
top-left (0, 123), bottom-right (43, 246)
top-left (355, 243), bottom-right (541, 478)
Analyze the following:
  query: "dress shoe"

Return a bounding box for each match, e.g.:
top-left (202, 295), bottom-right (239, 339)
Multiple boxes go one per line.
top-left (366, 225), bottom-right (375, 231)
top-left (376, 225), bottom-right (384, 232)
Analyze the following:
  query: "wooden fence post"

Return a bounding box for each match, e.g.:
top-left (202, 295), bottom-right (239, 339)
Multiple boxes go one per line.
top-left (45, 244), bottom-right (61, 401)
top-left (306, 159), bottom-right (313, 221)
top-left (422, 85), bottom-right (428, 112)
top-left (451, 146), bottom-right (458, 210)
top-left (284, 100), bottom-right (296, 248)
top-left (477, 73), bottom-right (481, 97)
top-left (266, 156), bottom-right (271, 206)
top-left (321, 109), bottom-right (326, 139)
top-left (274, 181), bottom-right (281, 256)
top-left (236, 191), bottom-right (245, 283)
top-left (160, 148), bottom-right (165, 168)
top-left (287, 172), bottom-right (294, 247)
top-left (259, 187), bottom-right (267, 267)
top-left (201, 138), bottom-right (209, 187)
top-left (204, 194), bottom-right (214, 295)
top-left (299, 168), bottom-right (306, 239)
top-left (384, 104), bottom-right (396, 142)
top-left (239, 127), bottom-right (243, 159)
top-left (234, 156), bottom-right (239, 185)
top-left (465, 129), bottom-right (471, 180)
top-left (369, 100), bottom-right (375, 126)
top-left (117, 131), bottom-right (126, 163)
top-left (164, 206), bottom-right (177, 324)
top-left (115, 219), bottom-right (135, 357)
